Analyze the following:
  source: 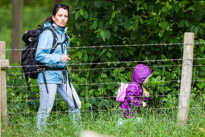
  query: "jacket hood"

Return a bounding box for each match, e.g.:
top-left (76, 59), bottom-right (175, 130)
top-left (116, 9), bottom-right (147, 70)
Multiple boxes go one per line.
top-left (43, 22), bottom-right (67, 35)
top-left (131, 64), bottom-right (152, 84)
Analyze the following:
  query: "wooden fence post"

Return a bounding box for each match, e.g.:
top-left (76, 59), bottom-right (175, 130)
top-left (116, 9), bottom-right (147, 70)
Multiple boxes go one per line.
top-left (178, 32), bottom-right (194, 125)
top-left (0, 54), bottom-right (1, 137)
top-left (0, 41), bottom-right (9, 132)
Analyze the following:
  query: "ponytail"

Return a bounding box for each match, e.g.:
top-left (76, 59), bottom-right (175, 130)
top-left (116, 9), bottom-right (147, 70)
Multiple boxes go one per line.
top-left (40, 16), bottom-right (54, 28)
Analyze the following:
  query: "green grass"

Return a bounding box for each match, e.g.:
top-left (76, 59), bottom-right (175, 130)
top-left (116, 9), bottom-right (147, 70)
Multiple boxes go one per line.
top-left (2, 107), bottom-right (205, 137)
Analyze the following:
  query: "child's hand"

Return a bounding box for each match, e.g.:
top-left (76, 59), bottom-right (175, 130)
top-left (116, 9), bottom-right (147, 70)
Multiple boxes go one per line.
top-left (142, 102), bottom-right (147, 107)
top-left (144, 90), bottom-right (150, 97)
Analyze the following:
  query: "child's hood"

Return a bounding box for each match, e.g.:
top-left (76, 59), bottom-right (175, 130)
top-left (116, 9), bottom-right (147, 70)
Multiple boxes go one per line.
top-left (131, 64), bottom-right (152, 84)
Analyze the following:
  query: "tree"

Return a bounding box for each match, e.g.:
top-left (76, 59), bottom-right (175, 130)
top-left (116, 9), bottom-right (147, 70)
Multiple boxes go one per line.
top-left (11, 0), bottom-right (23, 64)
top-left (54, 0), bottom-right (64, 5)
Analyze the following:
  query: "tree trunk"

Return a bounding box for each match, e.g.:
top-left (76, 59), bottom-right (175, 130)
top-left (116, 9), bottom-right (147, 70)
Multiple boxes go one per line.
top-left (11, 0), bottom-right (23, 64)
top-left (54, 0), bottom-right (64, 5)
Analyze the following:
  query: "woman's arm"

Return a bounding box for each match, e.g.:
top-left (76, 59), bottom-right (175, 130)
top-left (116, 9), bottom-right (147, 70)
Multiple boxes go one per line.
top-left (35, 30), bottom-right (63, 65)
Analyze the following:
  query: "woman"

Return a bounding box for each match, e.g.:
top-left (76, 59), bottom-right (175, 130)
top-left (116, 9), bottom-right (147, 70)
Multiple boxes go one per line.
top-left (35, 4), bottom-right (81, 131)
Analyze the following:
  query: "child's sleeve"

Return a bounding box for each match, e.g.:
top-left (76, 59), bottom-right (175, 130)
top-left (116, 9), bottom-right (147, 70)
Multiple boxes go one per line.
top-left (134, 98), bottom-right (143, 106)
top-left (127, 86), bottom-right (143, 106)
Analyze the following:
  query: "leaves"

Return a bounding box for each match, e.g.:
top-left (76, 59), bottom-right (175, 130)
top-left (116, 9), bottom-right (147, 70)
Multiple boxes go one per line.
top-left (4, 0), bottom-right (205, 111)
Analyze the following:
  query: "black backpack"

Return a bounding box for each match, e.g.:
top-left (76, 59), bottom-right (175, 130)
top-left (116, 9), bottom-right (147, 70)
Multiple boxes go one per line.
top-left (21, 26), bottom-right (63, 91)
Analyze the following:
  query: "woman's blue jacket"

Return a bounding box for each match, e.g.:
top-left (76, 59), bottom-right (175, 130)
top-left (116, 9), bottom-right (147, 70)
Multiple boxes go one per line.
top-left (35, 22), bottom-right (70, 84)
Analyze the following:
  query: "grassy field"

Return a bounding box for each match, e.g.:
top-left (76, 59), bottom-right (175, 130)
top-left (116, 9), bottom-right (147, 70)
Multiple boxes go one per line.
top-left (2, 107), bottom-right (204, 137)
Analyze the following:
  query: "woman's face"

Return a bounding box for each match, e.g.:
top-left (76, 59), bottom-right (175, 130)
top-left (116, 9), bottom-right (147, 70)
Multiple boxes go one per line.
top-left (52, 8), bottom-right (68, 27)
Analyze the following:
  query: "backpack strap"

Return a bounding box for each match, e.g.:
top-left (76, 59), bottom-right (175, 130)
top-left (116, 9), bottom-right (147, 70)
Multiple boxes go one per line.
top-left (37, 67), bottom-right (66, 94)
top-left (64, 33), bottom-right (69, 44)
top-left (43, 27), bottom-right (58, 54)
top-left (49, 26), bottom-right (69, 54)
top-left (25, 74), bottom-right (31, 91)
top-left (61, 66), bottom-right (78, 108)
top-left (52, 33), bottom-right (69, 54)
top-left (67, 73), bottom-right (78, 109)
top-left (41, 71), bottom-right (49, 94)
top-left (38, 27), bottom-right (58, 94)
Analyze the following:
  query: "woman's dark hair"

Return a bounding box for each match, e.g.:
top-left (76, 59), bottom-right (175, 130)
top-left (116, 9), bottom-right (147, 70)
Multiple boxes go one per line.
top-left (52, 4), bottom-right (69, 16)
top-left (41, 4), bottom-right (70, 26)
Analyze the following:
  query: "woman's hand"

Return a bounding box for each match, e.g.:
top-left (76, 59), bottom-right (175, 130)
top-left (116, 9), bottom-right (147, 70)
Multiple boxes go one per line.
top-left (62, 55), bottom-right (71, 63)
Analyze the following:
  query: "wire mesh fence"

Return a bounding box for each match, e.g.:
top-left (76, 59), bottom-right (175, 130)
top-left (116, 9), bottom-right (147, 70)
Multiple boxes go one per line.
top-left (1, 42), bottom-right (205, 133)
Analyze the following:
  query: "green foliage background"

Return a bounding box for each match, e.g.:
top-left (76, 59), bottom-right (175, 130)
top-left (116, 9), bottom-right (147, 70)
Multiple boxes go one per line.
top-left (0, 0), bottom-right (204, 113)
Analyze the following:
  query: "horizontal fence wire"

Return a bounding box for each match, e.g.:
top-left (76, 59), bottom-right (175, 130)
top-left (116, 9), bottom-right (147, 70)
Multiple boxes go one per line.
top-left (6, 64), bottom-right (183, 75)
top-left (6, 93), bottom-right (205, 103)
top-left (6, 106), bottom-right (204, 117)
top-left (5, 80), bottom-right (205, 89)
top-left (5, 64), bottom-right (205, 76)
top-left (2, 58), bottom-right (205, 68)
top-left (7, 94), bottom-right (181, 102)
top-left (1, 41), bottom-right (204, 51)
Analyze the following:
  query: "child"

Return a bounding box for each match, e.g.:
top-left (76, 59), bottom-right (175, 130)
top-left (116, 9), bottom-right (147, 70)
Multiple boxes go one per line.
top-left (120, 64), bottom-right (152, 118)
